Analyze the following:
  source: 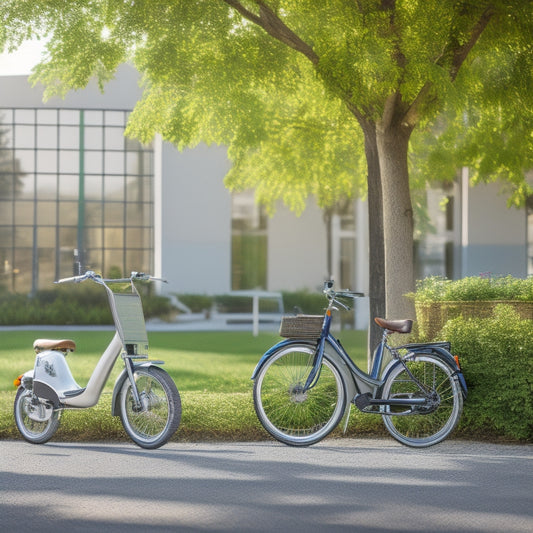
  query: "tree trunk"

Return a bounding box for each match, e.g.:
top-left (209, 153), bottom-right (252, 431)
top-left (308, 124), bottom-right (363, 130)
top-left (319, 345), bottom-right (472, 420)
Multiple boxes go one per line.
top-left (376, 119), bottom-right (415, 320)
top-left (360, 121), bottom-right (386, 357)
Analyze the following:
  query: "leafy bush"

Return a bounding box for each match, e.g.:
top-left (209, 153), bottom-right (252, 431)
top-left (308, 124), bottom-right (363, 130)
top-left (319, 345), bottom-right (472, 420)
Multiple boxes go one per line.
top-left (174, 294), bottom-right (214, 313)
top-left (413, 275), bottom-right (533, 302)
top-left (281, 290), bottom-right (326, 315)
top-left (0, 284), bottom-right (174, 325)
top-left (443, 305), bottom-right (533, 441)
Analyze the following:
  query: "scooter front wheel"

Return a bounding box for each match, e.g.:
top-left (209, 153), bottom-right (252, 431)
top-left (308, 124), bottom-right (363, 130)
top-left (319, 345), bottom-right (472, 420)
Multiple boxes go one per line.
top-left (119, 366), bottom-right (181, 449)
top-left (14, 387), bottom-right (61, 444)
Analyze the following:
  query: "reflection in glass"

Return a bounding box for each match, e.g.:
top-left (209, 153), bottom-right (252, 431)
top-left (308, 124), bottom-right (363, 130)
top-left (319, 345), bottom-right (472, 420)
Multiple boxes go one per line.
top-left (59, 150), bottom-right (79, 173)
top-left (37, 125), bottom-right (57, 149)
top-left (60, 126), bottom-right (79, 149)
top-left (37, 150), bottom-right (58, 173)
top-left (36, 201), bottom-right (57, 225)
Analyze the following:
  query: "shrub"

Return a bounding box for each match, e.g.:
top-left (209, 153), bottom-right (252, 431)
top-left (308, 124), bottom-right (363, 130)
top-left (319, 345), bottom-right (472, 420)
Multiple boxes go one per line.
top-left (413, 275), bottom-right (533, 302)
top-left (443, 305), bottom-right (533, 441)
top-left (0, 284), bottom-right (174, 325)
top-left (281, 290), bottom-right (326, 315)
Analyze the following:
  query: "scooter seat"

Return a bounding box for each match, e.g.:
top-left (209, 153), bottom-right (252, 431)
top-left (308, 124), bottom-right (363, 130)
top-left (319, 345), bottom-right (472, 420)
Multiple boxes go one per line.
top-left (34, 339), bottom-right (76, 353)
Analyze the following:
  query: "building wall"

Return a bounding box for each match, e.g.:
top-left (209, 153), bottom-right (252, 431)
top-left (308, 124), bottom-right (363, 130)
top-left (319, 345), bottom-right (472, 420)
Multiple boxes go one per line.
top-left (158, 142), bottom-right (232, 294)
top-left (267, 200), bottom-right (328, 292)
top-left (462, 180), bottom-right (526, 277)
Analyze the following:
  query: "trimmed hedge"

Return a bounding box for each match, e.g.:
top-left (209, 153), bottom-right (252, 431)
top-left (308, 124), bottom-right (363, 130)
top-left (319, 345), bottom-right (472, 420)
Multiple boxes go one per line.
top-left (442, 305), bottom-right (532, 441)
top-left (0, 284), bottom-right (174, 325)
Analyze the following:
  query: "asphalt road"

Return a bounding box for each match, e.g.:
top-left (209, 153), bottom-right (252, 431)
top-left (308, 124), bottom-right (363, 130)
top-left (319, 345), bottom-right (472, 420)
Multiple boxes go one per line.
top-left (0, 438), bottom-right (531, 532)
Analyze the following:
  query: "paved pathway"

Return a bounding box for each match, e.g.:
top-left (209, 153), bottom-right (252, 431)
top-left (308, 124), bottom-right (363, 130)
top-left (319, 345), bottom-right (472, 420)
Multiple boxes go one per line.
top-left (1, 438), bottom-right (531, 532)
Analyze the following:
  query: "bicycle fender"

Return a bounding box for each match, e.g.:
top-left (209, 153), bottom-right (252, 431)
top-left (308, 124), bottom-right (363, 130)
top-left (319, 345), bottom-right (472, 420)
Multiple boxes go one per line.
top-left (110, 361), bottom-right (164, 417)
top-left (251, 339), bottom-right (316, 380)
top-left (384, 347), bottom-right (468, 399)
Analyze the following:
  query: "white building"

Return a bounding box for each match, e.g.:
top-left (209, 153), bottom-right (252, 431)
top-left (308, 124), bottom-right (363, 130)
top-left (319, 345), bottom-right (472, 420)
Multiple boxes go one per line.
top-left (0, 65), bottom-right (529, 326)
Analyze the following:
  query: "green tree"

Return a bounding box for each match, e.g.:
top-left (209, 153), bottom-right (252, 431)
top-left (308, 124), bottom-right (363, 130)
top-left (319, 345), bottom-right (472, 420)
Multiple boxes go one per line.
top-left (1, 1), bottom-right (531, 342)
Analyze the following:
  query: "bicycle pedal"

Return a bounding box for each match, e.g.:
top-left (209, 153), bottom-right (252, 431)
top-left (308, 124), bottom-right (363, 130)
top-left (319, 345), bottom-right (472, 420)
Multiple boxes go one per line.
top-left (353, 393), bottom-right (372, 411)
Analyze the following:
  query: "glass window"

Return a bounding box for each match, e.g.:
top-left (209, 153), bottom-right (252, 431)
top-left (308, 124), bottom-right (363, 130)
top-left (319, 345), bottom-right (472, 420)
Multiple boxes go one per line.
top-left (103, 248), bottom-right (124, 274)
top-left (104, 202), bottom-right (124, 226)
top-left (105, 111), bottom-right (125, 127)
top-left (85, 202), bottom-right (103, 225)
top-left (14, 125), bottom-right (35, 148)
top-left (37, 125), bottom-right (57, 148)
top-left (36, 201), bottom-right (57, 225)
top-left (104, 177), bottom-right (125, 200)
top-left (85, 248), bottom-right (103, 272)
top-left (37, 246), bottom-right (55, 287)
top-left (36, 174), bottom-right (58, 200)
top-left (105, 151), bottom-right (124, 175)
top-left (37, 109), bottom-right (58, 124)
top-left (59, 226), bottom-right (77, 249)
top-left (106, 127), bottom-right (125, 150)
top-left (84, 126), bottom-right (103, 150)
top-left (84, 151), bottom-right (103, 174)
top-left (126, 176), bottom-right (152, 202)
top-left (15, 149), bottom-right (35, 174)
top-left (60, 126), bottom-right (79, 149)
top-left (85, 227), bottom-right (103, 248)
top-left (58, 201), bottom-right (79, 225)
top-left (104, 227), bottom-right (124, 248)
top-left (37, 150), bottom-right (58, 173)
top-left (14, 201), bottom-right (34, 224)
top-left (4, 106), bottom-right (153, 293)
top-left (58, 175), bottom-right (79, 200)
top-left (15, 227), bottom-right (33, 247)
top-left (59, 150), bottom-right (79, 173)
top-left (14, 109), bottom-right (35, 125)
top-left (84, 110), bottom-right (103, 126)
top-left (37, 226), bottom-right (56, 247)
top-left (0, 201), bottom-right (13, 223)
top-left (0, 125), bottom-right (14, 148)
top-left (0, 227), bottom-right (13, 247)
top-left (85, 176), bottom-right (103, 200)
top-left (59, 110), bottom-right (80, 125)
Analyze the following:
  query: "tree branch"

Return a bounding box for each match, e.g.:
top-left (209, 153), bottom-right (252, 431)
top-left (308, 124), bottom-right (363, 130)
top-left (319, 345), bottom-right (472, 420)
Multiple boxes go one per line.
top-left (223, 0), bottom-right (319, 64)
top-left (449, 5), bottom-right (495, 81)
top-left (403, 5), bottom-right (495, 126)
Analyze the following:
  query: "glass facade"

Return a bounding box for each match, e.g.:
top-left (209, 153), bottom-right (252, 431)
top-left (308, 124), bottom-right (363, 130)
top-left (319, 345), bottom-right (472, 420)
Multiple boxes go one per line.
top-left (0, 108), bottom-right (154, 294)
top-left (231, 190), bottom-right (267, 290)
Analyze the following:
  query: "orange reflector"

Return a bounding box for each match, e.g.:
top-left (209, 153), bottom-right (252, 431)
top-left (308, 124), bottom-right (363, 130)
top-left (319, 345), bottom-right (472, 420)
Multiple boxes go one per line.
top-left (13, 374), bottom-right (23, 388)
top-left (453, 355), bottom-right (461, 369)
top-left (327, 309), bottom-right (331, 317)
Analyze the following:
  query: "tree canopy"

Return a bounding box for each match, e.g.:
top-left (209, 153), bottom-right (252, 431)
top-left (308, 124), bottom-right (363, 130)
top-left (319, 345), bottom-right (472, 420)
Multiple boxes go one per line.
top-left (1, 0), bottom-right (532, 333)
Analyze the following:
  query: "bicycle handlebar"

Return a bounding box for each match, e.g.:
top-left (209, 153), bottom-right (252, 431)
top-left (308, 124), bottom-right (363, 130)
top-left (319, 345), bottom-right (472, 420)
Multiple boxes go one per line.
top-left (323, 280), bottom-right (364, 311)
top-left (55, 271), bottom-right (167, 284)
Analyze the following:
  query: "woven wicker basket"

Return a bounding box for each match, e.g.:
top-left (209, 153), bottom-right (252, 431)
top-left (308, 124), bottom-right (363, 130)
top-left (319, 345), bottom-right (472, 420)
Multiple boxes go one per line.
top-left (279, 314), bottom-right (324, 339)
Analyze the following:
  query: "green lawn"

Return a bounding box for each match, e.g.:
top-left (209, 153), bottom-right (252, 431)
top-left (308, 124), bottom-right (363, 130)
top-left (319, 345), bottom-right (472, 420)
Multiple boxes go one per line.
top-left (1, 329), bottom-right (380, 442)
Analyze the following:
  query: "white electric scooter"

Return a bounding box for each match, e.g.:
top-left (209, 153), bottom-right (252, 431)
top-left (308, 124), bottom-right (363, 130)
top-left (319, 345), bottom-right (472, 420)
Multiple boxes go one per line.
top-left (13, 270), bottom-right (181, 449)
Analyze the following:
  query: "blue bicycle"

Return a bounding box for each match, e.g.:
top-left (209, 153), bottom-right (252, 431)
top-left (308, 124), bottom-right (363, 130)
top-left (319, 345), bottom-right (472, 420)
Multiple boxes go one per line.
top-left (252, 281), bottom-right (467, 448)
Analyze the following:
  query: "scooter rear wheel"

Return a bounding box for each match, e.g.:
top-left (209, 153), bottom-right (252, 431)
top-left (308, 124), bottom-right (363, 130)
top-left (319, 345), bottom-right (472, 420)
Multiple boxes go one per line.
top-left (119, 366), bottom-right (181, 449)
top-left (14, 387), bottom-right (61, 444)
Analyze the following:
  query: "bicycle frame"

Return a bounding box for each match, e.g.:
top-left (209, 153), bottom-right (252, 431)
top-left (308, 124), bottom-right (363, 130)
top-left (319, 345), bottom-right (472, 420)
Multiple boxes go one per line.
top-left (27, 271), bottom-right (165, 411)
top-left (251, 284), bottom-right (467, 420)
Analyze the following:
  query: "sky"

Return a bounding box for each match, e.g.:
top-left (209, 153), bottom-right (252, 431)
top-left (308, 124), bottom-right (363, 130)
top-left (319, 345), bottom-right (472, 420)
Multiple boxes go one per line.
top-left (0, 39), bottom-right (47, 76)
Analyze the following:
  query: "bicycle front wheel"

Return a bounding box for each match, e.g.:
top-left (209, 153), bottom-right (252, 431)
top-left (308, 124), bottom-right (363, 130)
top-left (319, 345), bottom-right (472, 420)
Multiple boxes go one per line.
top-left (253, 344), bottom-right (346, 446)
top-left (381, 354), bottom-right (463, 447)
top-left (119, 366), bottom-right (181, 449)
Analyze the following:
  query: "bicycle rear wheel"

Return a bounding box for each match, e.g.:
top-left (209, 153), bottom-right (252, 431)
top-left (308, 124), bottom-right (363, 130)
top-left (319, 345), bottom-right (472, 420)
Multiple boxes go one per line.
top-left (381, 354), bottom-right (463, 447)
top-left (253, 344), bottom-right (346, 446)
